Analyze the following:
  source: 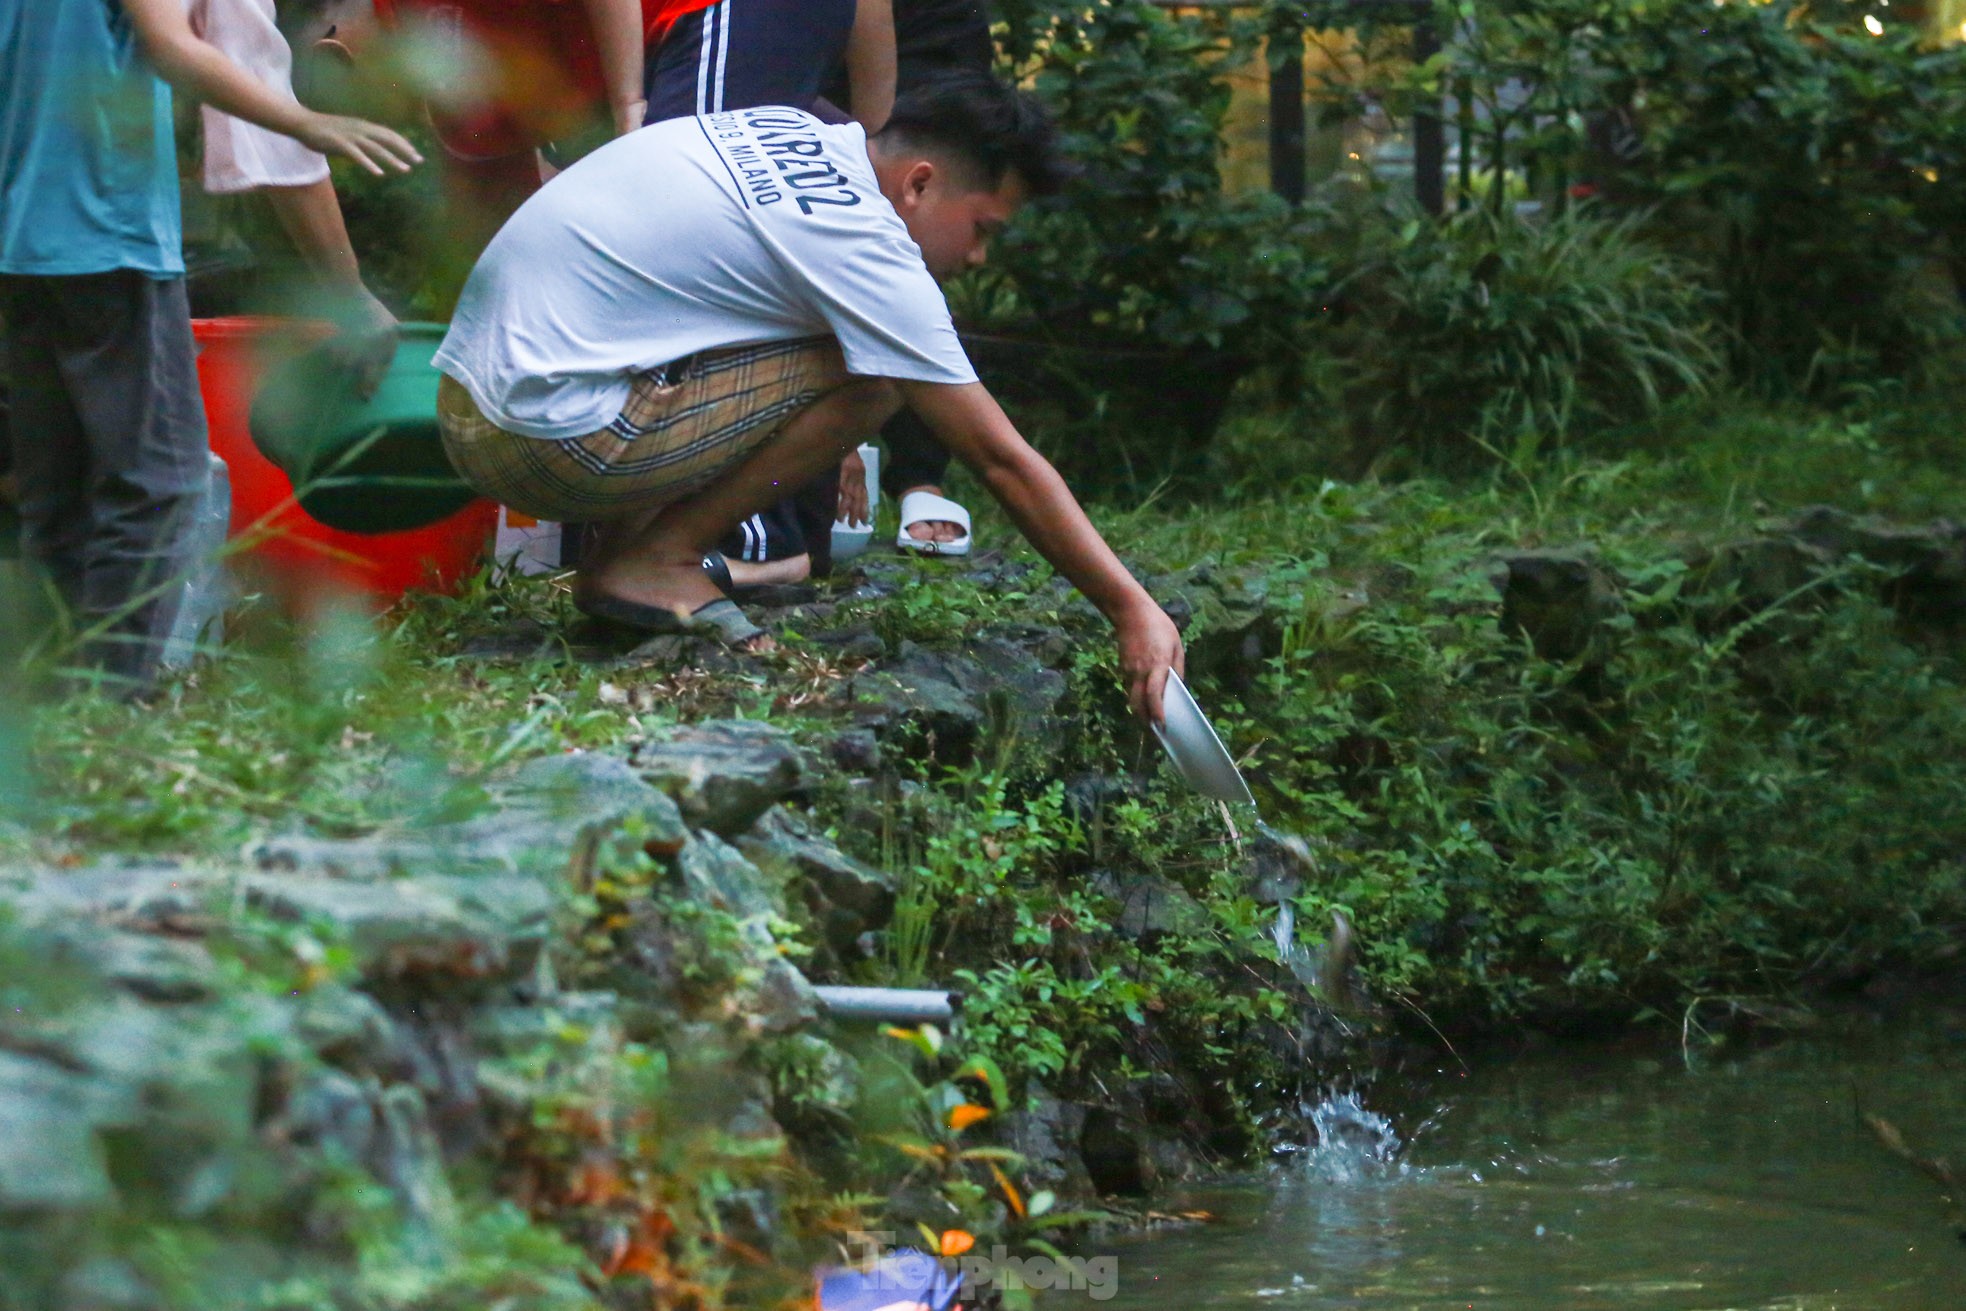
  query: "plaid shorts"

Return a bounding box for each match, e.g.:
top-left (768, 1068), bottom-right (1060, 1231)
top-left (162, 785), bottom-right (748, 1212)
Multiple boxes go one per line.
top-left (438, 336), bottom-right (849, 522)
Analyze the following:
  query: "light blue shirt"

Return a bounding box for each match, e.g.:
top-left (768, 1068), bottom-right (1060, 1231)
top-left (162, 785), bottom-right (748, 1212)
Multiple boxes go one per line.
top-left (0, 0), bottom-right (183, 277)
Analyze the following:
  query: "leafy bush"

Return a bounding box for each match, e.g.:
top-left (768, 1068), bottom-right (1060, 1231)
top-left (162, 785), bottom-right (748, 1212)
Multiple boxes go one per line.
top-left (1302, 0), bottom-right (1966, 390)
top-left (1325, 205), bottom-right (1723, 468)
top-left (982, 0), bottom-right (1337, 360)
top-left (1118, 463), bottom-right (1966, 1020)
top-left (950, 1), bottom-right (1350, 493)
top-left (1612, 4), bottom-right (1966, 387)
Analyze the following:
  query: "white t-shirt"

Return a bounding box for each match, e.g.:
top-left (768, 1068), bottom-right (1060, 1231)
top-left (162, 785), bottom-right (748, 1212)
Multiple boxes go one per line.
top-left (434, 106), bottom-right (979, 441)
top-left (189, 0), bottom-right (332, 194)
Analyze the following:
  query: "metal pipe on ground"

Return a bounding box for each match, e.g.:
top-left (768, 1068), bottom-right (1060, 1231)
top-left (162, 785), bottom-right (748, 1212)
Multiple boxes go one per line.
top-left (812, 986), bottom-right (960, 1024)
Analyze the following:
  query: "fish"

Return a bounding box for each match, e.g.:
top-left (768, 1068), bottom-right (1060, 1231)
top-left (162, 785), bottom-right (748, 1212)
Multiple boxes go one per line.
top-left (1317, 909), bottom-right (1360, 1013)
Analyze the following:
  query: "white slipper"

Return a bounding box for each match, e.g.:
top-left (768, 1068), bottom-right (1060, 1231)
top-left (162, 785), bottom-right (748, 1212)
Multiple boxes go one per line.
top-left (895, 490), bottom-right (971, 557)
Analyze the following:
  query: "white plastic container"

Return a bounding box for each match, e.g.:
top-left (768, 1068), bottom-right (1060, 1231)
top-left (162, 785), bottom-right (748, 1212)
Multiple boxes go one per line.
top-left (830, 442), bottom-right (880, 563)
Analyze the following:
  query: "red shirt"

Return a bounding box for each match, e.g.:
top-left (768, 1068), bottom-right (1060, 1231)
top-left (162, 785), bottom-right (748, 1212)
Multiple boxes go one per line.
top-left (374, 0), bottom-right (717, 157)
top-left (643, 0), bottom-right (720, 44)
top-left (372, 0), bottom-right (713, 44)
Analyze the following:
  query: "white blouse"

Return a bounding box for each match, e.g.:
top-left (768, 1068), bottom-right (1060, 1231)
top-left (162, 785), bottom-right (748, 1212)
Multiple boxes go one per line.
top-left (189, 0), bottom-right (333, 193)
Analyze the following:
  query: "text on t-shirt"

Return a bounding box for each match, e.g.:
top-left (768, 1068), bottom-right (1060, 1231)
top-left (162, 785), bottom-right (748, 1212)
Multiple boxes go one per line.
top-left (699, 107), bottom-right (865, 216)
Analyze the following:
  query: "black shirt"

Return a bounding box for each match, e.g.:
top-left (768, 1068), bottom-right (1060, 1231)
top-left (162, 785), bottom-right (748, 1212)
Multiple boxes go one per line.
top-left (826, 0), bottom-right (992, 111)
top-left (895, 0), bottom-right (992, 78)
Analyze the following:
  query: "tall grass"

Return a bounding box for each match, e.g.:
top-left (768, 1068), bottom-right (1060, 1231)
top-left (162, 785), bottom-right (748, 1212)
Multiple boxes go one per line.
top-left (1326, 207), bottom-right (1724, 472)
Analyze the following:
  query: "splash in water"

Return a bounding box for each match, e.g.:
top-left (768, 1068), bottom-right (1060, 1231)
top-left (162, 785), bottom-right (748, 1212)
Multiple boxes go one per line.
top-left (1279, 1091), bottom-right (1409, 1183)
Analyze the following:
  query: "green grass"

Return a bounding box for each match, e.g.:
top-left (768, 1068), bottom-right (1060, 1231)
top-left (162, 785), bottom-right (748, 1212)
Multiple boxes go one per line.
top-left (6, 385), bottom-right (1966, 1306)
top-left (9, 382), bottom-right (1966, 1034)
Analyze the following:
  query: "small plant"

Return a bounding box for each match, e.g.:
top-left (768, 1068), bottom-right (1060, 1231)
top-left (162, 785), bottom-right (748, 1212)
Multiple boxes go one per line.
top-left (858, 1025), bottom-right (1106, 1310)
top-left (876, 766), bottom-right (1081, 986)
top-left (485, 1016), bottom-right (808, 1309)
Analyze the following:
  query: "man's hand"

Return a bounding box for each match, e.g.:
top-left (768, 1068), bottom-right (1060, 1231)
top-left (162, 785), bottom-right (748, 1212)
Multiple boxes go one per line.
top-left (837, 449), bottom-right (870, 526)
top-left (1115, 598), bottom-right (1185, 729)
top-left (294, 112), bottom-right (422, 176)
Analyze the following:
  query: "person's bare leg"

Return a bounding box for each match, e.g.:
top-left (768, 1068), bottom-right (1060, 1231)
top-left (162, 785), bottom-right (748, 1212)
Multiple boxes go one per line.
top-left (723, 553), bottom-right (812, 586)
top-left (578, 378), bottom-right (900, 621)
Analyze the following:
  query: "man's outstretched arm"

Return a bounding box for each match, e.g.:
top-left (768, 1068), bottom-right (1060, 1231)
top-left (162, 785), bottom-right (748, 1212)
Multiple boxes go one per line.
top-left (902, 379), bottom-right (1183, 727)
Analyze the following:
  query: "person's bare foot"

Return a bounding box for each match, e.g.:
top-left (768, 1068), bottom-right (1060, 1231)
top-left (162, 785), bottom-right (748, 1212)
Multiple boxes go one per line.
top-left (899, 484), bottom-right (965, 544)
top-left (579, 552), bottom-right (775, 651)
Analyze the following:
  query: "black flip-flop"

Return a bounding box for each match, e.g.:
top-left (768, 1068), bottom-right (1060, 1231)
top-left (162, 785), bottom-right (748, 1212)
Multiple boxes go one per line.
top-left (577, 592), bottom-right (766, 647)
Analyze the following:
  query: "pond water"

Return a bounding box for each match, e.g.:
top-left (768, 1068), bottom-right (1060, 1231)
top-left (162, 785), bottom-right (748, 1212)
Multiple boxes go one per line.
top-left (1065, 1000), bottom-right (1966, 1310)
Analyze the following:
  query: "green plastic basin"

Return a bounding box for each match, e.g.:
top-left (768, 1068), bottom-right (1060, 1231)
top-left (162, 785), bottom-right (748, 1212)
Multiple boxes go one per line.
top-left (248, 321), bottom-right (478, 535)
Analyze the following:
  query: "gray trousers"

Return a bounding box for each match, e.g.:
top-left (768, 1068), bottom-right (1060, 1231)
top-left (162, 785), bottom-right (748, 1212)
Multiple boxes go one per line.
top-left (0, 271), bottom-right (208, 691)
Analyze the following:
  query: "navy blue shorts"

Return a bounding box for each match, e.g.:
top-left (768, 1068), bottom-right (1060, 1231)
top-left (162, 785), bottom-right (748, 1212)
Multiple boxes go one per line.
top-left (644, 0), bottom-right (858, 122)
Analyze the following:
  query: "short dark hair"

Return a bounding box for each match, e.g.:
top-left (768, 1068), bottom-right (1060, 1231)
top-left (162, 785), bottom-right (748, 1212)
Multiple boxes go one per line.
top-left (874, 70), bottom-right (1071, 198)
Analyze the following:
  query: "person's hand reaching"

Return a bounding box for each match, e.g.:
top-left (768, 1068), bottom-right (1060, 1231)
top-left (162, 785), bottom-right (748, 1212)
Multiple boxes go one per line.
top-left (1114, 598), bottom-right (1184, 729)
top-left (295, 111), bottom-right (422, 176)
top-left (325, 290), bottom-right (400, 400)
top-left (837, 449), bottom-right (870, 527)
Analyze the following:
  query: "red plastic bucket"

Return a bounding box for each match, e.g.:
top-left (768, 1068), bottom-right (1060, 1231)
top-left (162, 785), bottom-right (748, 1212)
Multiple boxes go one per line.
top-left (192, 317), bottom-right (496, 612)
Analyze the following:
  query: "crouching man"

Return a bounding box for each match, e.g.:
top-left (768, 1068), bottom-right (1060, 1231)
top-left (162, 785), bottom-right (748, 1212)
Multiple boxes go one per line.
top-left (432, 72), bottom-right (1183, 724)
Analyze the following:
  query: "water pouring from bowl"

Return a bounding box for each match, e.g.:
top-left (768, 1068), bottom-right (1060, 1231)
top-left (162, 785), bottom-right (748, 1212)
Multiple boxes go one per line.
top-left (1153, 667), bottom-right (1256, 806)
